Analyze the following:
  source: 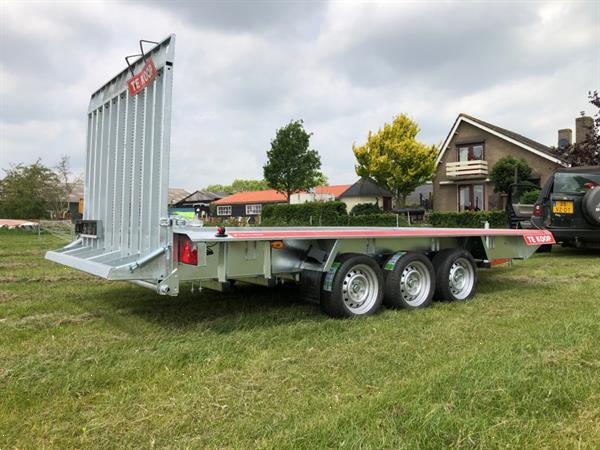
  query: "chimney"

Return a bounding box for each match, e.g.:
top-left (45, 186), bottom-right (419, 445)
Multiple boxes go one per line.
top-left (558, 128), bottom-right (572, 149)
top-left (575, 115), bottom-right (594, 145)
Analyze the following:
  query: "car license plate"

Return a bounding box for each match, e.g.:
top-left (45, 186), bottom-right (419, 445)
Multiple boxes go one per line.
top-left (552, 200), bottom-right (573, 214)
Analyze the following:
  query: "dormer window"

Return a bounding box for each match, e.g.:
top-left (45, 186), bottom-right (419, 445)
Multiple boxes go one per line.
top-left (457, 143), bottom-right (484, 161)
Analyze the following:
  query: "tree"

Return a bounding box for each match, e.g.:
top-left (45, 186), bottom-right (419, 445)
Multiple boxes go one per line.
top-left (353, 114), bottom-right (437, 207)
top-left (490, 156), bottom-right (532, 194)
top-left (54, 155), bottom-right (82, 214)
top-left (0, 160), bottom-right (64, 219)
top-left (204, 179), bottom-right (270, 193)
top-left (551, 91), bottom-right (600, 166)
top-left (263, 119), bottom-right (323, 202)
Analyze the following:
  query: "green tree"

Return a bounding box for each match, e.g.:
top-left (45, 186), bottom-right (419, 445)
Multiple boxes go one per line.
top-left (353, 114), bottom-right (437, 207)
top-left (263, 119), bottom-right (323, 202)
top-left (204, 179), bottom-right (270, 193)
top-left (0, 160), bottom-right (64, 219)
top-left (490, 155), bottom-right (532, 194)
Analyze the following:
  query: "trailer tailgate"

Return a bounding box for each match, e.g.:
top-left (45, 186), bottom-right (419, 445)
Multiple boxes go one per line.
top-left (46, 35), bottom-right (176, 282)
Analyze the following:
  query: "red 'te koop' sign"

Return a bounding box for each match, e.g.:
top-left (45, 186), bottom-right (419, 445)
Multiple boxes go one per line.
top-left (523, 232), bottom-right (556, 246)
top-left (127, 58), bottom-right (157, 96)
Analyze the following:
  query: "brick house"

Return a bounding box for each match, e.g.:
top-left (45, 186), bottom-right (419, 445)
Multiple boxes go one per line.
top-left (433, 114), bottom-right (566, 212)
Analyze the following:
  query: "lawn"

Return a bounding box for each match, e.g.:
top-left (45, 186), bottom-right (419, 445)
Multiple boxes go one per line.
top-left (1, 231), bottom-right (599, 448)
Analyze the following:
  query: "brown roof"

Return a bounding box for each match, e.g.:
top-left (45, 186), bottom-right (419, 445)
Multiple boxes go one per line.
top-left (177, 190), bottom-right (225, 204)
top-left (168, 188), bottom-right (191, 204)
top-left (437, 113), bottom-right (566, 166)
top-left (460, 114), bottom-right (556, 158)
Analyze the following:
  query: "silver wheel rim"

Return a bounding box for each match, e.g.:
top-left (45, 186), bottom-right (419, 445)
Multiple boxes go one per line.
top-left (448, 257), bottom-right (475, 300)
top-left (342, 264), bottom-right (379, 314)
top-left (399, 260), bottom-right (432, 307)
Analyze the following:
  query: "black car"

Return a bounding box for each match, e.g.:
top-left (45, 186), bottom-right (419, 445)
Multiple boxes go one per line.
top-left (529, 166), bottom-right (600, 249)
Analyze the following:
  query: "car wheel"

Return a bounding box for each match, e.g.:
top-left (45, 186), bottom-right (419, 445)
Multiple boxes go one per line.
top-left (432, 249), bottom-right (477, 301)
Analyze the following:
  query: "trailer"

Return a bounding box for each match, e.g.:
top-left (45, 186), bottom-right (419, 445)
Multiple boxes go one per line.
top-left (46, 35), bottom-right (556, 317)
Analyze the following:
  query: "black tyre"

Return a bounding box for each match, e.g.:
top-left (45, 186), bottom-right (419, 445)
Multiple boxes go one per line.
top-left (582, 186), bottom-right (600, 226)
top-left (432, 249), bottom-right (477, 301)
top-left (383, 252), bottom-right (435, 309)
top-left (320, 253), bottom-right (384, 318)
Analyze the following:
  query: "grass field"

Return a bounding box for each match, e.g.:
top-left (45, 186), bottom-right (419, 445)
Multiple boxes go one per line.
top-left (1, 231), bottom-right (599, 448)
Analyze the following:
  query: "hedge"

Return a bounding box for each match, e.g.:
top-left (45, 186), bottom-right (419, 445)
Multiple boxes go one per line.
top-left (428, 210), bottom-right (507, 228)
top-left (261, 201), bottom-right (409, 227)
top-left (350, 202), bottom-right (382, 216)
top-left (261, 201), bottom-right (348, 226)
top-left (347, 214), bottom-right (408, 227)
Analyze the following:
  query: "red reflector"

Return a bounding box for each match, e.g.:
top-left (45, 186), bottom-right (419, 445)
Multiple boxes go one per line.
top-left (177, 234), bottom-right (197, 265)
top-left (533, 204), bottom-right (542, 217)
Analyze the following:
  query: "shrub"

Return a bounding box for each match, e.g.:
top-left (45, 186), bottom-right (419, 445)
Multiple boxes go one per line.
top-left (490, 156), bottom-right (532, 194)
top-left (350, 203), bottom-right (382, 216)
top-left (429, 210), bottom-right (507, 228)
top-left (262, 201), bottom-right (347, 226)
top-left (520, 189), bottom-right (541, 204)
top-left (347, 214), bottom-right (408, 227)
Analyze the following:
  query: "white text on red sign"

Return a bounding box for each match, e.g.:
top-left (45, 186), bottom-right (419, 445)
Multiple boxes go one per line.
top-left (127, 58), bottom-right (157, 96)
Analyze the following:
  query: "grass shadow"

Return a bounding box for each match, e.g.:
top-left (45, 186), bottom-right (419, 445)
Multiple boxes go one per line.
top-left (77, 281), bottom-right (323, 333)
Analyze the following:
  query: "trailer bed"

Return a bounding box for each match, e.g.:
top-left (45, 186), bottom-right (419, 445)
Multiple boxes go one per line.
top-left (44, 34), bottom-right (557, 317)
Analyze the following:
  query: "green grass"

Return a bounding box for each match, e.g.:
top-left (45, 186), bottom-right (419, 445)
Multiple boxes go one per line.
top-left (1, 231), bottom-right (599, 449)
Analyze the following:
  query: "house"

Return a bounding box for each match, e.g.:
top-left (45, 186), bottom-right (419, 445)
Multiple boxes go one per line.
top-left (213, 189), bottom-right (288, 218)
top-left (168, 188), bottom-right (191, 206)
top-left (433, 113), bottom-right (566, 212)
top-left (214, 179), bottom-right (395, 219)
top-left (289, 185), bottom-right (352, 204)
top-left (173, 190), bottom-right (228, 218)
top-left (291, 180), bottom-right (393, 212)
top-left (336, 179), bottom-right (394, 212)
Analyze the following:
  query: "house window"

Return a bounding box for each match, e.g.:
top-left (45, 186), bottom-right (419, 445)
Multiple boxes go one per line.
top-left (458, 184), bottom-right (485, 211)
top-left (217, 205), bottom-right (232, 216)
top-left (457, 143), bottom-right (484, 161)
top-left (245, 204), bottom-right (262, 215)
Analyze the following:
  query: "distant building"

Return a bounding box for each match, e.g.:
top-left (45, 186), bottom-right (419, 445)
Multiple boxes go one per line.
top-left (168, 188), bottom-right (191, 206)
top-left (174, 190), bottom-right (227, 217)
top-left (213, 179), bottom-right (395, 218)
top-left (213, 189), bottom-right (288, 218)
top-left (433, 114), bottom-right (566, 212)
top-left (336, 179), bottom-right (393, 212)
top-left (66, 181), bottom-right (84, 221)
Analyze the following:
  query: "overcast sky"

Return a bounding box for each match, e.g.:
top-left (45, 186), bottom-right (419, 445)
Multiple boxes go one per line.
top-left (1, 0), bottom-right (598, 191)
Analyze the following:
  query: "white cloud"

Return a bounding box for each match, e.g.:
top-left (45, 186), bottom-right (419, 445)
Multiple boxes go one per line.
top-left (0, 0), bottom-right (597, 191)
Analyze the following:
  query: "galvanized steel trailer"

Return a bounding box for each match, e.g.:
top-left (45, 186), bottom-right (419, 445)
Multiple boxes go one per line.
top-left (46, 35), bottom-right (556, 317)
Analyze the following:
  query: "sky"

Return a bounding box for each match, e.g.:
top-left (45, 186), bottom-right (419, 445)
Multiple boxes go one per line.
top-left (1, 0), bottom-right (598, 192)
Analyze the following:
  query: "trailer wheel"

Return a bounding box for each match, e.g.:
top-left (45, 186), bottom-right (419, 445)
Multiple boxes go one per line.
top-left (383, 252), bottom-right (435, 309)
top-left (320, 253), bottom-right (383, 318)
top-left (432, 249), bottom-right (477, 301)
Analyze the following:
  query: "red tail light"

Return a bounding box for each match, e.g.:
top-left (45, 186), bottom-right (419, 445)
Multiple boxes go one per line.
top-left (177, 234), bottom-right (198, 265)
top-left (584, 182), bottom-right (597, 190)
top-left (533, 204), bottom-right (542, 217)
